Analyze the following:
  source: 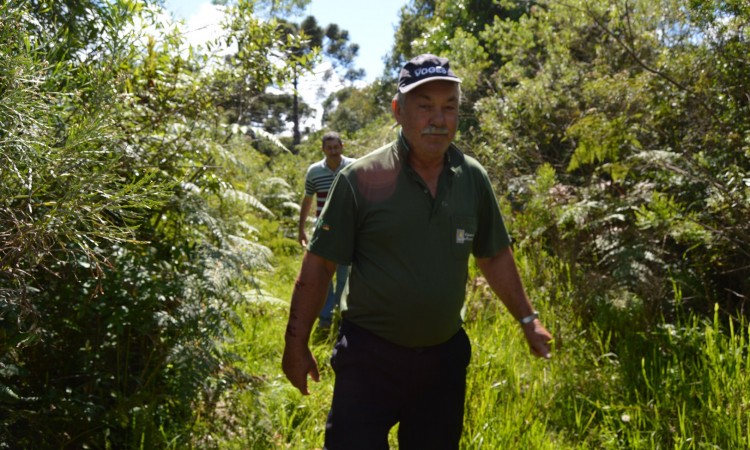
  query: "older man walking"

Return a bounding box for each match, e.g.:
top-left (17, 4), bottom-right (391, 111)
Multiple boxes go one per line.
top-left (283, 54), bottom-right (552, 449)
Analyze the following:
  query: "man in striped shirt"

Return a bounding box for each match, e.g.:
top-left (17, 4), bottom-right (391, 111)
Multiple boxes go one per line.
top-left (298, 131), bottom-right (355, 329)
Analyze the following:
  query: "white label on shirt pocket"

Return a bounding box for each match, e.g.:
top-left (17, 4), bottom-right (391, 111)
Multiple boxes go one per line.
top-left (451, 216), bottom-right (477, 259)
top-left (456, 228), bottom-right (475, 244)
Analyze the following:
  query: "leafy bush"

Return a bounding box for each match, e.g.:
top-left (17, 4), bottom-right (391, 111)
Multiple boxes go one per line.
top-left (0, 1), bottom-right (295, 447)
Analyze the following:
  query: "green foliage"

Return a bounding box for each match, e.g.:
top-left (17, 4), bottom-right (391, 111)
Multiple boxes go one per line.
top-left (20, 0), bottom-right (137, 68)
top-left (266, 13), bottom-right (365, 147)
top-left (213, 0), bottom-right (318, 149)
top-left (545, 303), bottom-right (750, 449)
top-left (1, 0), bottom-right (165, 319)
top-left (457, 0), bottom-right (750, 323)
top-left (321, 84), bottom-right (392, 136)
top-left (389, 0), bottom-right (528, 70)
top-left (240, 92), bottom-right (314, 135)
top-left (223, 0), bottom-right (307, 90)
top-left (567, 114), bottom-right (639, 180)
top-left (4, 0), bottom-right (750, 446)
top-left (1, 0), bottom-right (297, 447)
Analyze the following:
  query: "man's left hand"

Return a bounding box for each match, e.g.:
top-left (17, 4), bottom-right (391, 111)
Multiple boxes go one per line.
top-left (522, 320), bottom-right (553, 359)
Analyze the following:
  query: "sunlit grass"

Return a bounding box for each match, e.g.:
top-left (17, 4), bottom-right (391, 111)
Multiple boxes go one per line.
top-left (206, 250), bottom-right (750, 449)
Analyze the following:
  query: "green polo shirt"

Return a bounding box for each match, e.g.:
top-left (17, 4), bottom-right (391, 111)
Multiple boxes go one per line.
top-left (308, 134), bottom-right (510, 347)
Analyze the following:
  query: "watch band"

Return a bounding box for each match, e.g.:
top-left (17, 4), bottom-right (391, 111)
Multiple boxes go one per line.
top-left (520, 311), bottom-right (539, 324)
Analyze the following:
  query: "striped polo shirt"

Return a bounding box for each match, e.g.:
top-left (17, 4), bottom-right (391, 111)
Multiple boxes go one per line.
top-left (304, 156), bottom-right (355, 217)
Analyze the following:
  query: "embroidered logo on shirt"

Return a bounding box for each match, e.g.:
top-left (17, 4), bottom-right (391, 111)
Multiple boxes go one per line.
top-left (456, 229), bottom-right (475, 244)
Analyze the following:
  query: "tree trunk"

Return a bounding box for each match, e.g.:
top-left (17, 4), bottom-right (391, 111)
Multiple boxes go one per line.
top-left (292, 66), bottom-right (300, 152)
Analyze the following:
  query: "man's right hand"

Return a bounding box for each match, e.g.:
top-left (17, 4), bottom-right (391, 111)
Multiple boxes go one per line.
top-left (282, 251), bottom-right (335, 394)
top-left (298, 230), bottom-right (308, 248)
top-left (282, 341), bottom-right (320, 395)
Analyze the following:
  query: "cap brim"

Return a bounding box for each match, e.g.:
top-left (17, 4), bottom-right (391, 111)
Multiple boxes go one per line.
top-left (399, 76), bottom-right (462, 93)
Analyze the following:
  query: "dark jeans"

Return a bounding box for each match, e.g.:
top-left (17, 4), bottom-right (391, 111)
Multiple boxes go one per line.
top-left (324, 320), bottom-right (471, 450)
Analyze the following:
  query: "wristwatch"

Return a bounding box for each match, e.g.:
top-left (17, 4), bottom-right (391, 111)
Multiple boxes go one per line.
top-left (519, 311), bottom-right (539, 325)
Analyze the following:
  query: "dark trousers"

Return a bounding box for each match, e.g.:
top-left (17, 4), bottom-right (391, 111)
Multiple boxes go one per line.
top-left (324, 320), bottom-right (471, 450)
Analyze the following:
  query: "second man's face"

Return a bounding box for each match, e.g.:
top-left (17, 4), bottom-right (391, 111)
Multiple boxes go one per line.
top-left (323, 139), bottom-right (343, 167)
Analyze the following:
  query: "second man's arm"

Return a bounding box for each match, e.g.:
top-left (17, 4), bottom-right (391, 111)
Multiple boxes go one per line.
top-left (298, 195), bottom-right (314, 247)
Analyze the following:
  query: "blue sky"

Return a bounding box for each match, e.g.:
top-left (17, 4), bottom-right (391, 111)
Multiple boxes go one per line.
top-left (163, 0), bottom-right (408, 83)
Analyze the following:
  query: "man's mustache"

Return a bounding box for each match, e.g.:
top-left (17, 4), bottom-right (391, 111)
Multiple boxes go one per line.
top-left (421, 126), bottom-right (449, 135)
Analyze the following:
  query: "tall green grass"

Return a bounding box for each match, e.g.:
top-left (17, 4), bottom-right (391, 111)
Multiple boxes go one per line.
top-left (201, 250), bottom-right (749, 449)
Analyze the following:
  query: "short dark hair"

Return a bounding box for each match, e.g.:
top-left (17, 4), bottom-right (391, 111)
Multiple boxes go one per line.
top-left (322, 131), bottom-right (342, 146)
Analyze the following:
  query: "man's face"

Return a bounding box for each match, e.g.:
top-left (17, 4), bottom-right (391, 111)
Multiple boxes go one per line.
top-left (393, 80), bottom-right (459, 160)
top-left (322, 138), bottom-right (343, 166)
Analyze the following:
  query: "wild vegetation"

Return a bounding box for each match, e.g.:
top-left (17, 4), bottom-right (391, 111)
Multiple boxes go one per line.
top-left (1, 0), bottom-right (748, 448)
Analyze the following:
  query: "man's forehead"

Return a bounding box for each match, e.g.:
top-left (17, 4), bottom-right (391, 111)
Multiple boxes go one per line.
top-left (409, 82), bottom-right (460, 100)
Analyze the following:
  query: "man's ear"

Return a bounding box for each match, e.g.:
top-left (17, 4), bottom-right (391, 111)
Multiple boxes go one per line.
top-left (391, 98), bottom-right (401, 122)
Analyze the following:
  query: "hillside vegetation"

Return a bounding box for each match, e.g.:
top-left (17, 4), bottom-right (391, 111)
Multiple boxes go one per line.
top-left (1, 0), bottom-right (748, 448)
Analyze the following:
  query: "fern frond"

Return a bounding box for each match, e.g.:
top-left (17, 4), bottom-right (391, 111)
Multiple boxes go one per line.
top-left (228, 123), bottom-right (291, 154)
top-left (250, 127), bottom-right (291, 154)
top-left (222, 188), bottom-right (275, 217)
top-left (261, 177), bottom-right (292, 189)
top-left (244, 290), bottom-right (286, 306)
top-left (281, 201), bottom-right (301, 212)
top-left (237, 221), bottom-right (259, 235)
